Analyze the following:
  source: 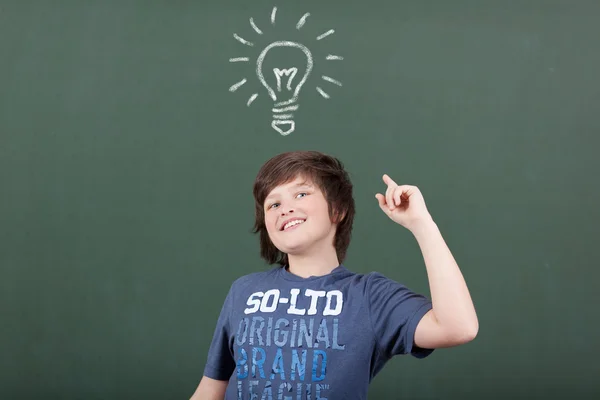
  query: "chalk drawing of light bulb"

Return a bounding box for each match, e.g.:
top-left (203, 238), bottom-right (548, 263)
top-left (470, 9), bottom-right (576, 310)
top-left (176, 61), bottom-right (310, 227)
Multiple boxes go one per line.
top-left (228, 6), bottom-right (344, 136)
top-left (256, 41), bottom-right (313, 135)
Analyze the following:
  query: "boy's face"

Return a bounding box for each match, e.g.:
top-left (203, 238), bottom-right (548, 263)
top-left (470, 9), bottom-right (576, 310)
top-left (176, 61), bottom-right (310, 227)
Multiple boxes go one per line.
top-left (263, 175), bottom-right (337, 258)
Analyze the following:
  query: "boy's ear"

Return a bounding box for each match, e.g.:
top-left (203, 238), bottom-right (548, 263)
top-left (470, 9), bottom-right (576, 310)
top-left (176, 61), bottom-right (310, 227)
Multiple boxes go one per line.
top-left (333, 208), bottom-right (347, 224)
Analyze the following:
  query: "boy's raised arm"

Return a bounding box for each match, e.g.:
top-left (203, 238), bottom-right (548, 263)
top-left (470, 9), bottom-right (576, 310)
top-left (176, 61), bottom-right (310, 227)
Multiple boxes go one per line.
top-left (375, 174), bottom-right (479, 348)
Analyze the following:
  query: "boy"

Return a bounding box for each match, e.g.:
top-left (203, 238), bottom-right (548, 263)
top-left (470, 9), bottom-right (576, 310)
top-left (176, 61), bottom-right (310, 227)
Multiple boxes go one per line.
top-left (190, 151), bottom-right (478, 400)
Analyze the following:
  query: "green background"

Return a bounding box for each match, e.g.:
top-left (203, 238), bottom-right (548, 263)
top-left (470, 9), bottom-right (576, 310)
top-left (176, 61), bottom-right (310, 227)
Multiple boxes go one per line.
top-left (1, 0), bottom-right (599, 398)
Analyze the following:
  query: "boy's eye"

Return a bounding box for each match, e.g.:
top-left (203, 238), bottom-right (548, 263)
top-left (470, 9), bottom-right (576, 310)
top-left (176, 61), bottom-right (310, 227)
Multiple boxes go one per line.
top-left (266, 193), bottom-right (307, 210)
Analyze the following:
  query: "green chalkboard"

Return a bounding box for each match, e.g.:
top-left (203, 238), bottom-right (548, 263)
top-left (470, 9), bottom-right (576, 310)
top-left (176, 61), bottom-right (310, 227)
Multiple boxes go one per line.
top-left (1, 0), bottom-right (599, 399)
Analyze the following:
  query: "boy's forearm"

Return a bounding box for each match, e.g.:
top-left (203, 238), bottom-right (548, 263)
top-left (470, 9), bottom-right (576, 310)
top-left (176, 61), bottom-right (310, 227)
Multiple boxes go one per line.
top-left (411, 217), bottom-right (478, 337)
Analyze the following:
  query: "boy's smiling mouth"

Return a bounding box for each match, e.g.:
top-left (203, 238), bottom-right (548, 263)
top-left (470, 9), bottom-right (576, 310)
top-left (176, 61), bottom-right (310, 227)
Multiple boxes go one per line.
top-left (280, 218), bottom-right (306, 231)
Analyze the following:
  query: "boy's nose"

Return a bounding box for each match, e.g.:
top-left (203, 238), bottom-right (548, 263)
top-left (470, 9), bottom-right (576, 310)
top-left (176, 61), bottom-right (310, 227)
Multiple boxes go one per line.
top-left (280, 207), bottom-right (294, 215)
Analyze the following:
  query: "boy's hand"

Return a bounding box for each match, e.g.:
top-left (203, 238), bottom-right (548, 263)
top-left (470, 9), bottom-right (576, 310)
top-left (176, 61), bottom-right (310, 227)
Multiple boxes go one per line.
top-left (375, 174), bottom-right (432, 231)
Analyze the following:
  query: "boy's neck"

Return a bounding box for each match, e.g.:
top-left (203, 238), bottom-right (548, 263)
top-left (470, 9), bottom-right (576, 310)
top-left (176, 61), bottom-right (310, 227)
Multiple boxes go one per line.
top-left (286, 251), bottom-right (340, 278)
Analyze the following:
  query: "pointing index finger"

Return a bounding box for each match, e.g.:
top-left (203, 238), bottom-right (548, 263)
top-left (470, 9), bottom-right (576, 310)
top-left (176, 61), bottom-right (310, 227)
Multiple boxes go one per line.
top-left (382, 174), bottom-right (398, 187)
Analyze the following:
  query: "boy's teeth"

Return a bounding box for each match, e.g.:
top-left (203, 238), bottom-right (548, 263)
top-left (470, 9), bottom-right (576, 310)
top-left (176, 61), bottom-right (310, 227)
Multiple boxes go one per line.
top-left (284, 220), bottom-right (304, 230)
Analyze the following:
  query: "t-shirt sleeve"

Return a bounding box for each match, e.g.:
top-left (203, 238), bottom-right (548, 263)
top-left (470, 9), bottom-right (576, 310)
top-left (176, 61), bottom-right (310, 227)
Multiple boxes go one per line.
top-left (367, 272), bottom-right (434, 359)
top-left (202, 283), bottom-right (236, 381)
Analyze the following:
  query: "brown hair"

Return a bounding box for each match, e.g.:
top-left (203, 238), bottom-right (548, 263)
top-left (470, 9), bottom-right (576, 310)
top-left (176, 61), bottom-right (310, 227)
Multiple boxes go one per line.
top-left (252, 151), bottom-right (355, 266)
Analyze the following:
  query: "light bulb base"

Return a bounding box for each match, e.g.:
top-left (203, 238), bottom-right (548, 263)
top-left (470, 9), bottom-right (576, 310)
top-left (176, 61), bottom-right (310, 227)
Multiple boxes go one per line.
top-left (271, 120), bottom-right (296, 136)
top-left (271, 100), bottom-right (299, 136)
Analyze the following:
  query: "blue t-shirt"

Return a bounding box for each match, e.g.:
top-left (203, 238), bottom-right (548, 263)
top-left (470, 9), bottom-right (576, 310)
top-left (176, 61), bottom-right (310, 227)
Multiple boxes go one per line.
top-left (203, 265), bottom-right (433, 400)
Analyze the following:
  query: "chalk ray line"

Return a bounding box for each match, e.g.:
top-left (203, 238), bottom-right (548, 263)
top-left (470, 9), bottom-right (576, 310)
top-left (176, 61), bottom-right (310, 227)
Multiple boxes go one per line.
top-left (229, 78), bottom-right (247, 92)
top-left (316, 87), bottom-right (330, 98)
top-left (271, 7), bottom-right (277, 24)
top-left (296, 13), bottom-right (310, 30)
top-left (247, 93), bottom-right (258, 106)
top-left (317, 29), bottom-right (335, 40)
top-left (322, 76), bottom-right (343, 86)
top-left (233, 33), bottom-right (254, 47)
top-left (250, 18), bottom-right (263, 35)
